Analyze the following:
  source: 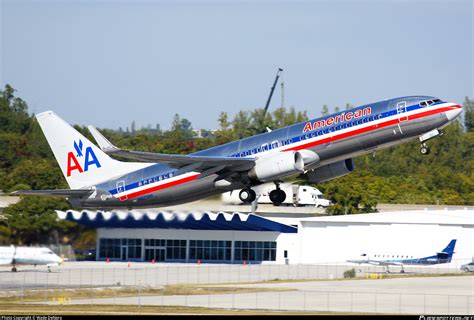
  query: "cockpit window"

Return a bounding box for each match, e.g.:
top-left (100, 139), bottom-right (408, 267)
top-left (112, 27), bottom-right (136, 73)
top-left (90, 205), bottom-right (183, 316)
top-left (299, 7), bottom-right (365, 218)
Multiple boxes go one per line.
top-left (420, 99), bottom-right (441, 107)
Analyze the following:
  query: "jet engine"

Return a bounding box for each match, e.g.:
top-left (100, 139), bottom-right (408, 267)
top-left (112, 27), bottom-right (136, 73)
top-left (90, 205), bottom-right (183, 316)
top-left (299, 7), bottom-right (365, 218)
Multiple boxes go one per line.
top-left (303, 159), bottom-right (355, 183)
top-left (249, 151), bottom-right (305, 182)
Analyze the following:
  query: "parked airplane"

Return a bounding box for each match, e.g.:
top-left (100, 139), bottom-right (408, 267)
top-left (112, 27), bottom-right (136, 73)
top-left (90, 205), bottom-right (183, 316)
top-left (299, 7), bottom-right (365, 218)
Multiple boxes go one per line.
top-left (347, 239), bottom-right (457, 273)
top-left (13, 96), bottom-right (462, 208)
top-left (0, 246), bottom-right (62, 272)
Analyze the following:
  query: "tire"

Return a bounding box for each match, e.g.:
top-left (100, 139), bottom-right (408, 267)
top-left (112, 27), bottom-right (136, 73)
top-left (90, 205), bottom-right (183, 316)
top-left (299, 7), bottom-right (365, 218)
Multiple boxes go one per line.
top-left (239, 189), bottom-right (256, 203)
top-left (420, 146), bottom-right (430, 155)
top-left (269, 189), bottom-right (286, 205)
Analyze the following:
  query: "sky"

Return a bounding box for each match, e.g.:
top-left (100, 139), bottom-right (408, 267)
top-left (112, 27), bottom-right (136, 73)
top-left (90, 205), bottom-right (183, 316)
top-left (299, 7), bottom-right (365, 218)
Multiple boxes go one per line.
top-left (1, 0), bottom-right (472, 130)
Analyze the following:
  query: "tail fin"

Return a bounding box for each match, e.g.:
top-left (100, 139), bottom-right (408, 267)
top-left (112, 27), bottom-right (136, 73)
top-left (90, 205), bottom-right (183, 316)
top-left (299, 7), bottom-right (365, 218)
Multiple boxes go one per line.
top-left (437, 239), bottom-right (456, 263)
top-left (441, 239), bottom-right (456, 256)
top-left (36, 111), bottom-right (150, 189)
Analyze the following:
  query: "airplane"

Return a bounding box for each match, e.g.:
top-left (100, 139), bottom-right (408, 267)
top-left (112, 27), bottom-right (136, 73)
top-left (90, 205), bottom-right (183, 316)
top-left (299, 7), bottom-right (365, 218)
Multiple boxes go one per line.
top-left (347, 239), bottom-right (457, 273)
top-left (12, 96), bottom-right (462, 209)
top-left (0, 245), bottom-right (63, 272)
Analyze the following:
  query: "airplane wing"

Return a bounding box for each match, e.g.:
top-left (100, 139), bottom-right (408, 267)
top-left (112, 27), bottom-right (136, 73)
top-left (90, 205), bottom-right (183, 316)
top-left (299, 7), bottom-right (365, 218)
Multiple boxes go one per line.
top-left (347, 259), bottom-right (402, 266)
top-left (87, 126), bottom-right (255, 172)
top-left (11, 189), bottom-right (94, 198)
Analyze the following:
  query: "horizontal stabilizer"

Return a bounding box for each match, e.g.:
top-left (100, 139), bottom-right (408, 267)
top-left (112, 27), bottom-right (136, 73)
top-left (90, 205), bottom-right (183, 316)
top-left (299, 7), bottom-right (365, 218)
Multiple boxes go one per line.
top-left (87, 125), bottom-right (255, 170)
top-left (11, 189), bottom-right (94, 198)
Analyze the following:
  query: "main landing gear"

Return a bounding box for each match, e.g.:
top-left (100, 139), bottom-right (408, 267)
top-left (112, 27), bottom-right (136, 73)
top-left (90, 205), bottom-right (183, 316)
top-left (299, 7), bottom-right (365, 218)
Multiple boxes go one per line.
top-left (269, 182), bottom-right (286, 206)
top-left (239, 188), bottom-right (256, 204)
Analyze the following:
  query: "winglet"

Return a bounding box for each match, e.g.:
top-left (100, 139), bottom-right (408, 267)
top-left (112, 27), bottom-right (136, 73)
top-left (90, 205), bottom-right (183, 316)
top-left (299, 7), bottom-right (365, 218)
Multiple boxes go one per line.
top-left (87, 126), bottom-right (120, 153)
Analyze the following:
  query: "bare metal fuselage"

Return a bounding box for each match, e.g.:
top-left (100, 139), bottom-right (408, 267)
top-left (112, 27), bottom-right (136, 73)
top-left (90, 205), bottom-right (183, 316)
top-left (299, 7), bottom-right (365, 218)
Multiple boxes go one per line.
top-left (75, 96), bottom-right (458, 209)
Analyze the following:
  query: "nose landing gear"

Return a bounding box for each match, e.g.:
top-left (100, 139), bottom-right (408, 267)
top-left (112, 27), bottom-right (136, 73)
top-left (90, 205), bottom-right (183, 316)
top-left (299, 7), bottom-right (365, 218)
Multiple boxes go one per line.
top-left (419, 129), bottom-right (442, 155)
top-left (420, 143), bottom-right (430, 155)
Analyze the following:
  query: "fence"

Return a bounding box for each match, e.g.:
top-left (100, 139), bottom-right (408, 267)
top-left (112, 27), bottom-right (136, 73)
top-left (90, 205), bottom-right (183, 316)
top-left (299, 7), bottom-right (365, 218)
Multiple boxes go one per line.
top-left (1, 261), bottom-right (472, 314)
top-left (1, 260), bottom-right (469, 290)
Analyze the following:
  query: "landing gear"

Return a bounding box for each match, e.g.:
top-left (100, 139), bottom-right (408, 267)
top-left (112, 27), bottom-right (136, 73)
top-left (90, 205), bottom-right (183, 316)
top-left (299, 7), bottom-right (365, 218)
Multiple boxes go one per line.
top-left (419, 129), bottom-right (441, 156)
top-left (239, 188), bottom-right (256, 203)
top-left (420, 143), bottom-right (430, 155)
top-left (269, 183), bottom-right (286, 206)
top-left (47, 266), bottom-right (52, 273)
top-left (11, 266), bottom-right (17, 272)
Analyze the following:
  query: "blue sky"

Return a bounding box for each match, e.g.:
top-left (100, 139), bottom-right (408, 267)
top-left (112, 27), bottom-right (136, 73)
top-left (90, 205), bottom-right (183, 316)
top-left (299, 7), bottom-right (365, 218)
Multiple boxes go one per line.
top-left (1, 0), bottom-right (472, 130)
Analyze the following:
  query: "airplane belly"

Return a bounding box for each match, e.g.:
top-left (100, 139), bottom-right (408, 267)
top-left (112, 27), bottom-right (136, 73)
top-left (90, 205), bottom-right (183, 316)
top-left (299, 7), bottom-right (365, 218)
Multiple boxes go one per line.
top-left (84, 174), bottom-right (225, 208)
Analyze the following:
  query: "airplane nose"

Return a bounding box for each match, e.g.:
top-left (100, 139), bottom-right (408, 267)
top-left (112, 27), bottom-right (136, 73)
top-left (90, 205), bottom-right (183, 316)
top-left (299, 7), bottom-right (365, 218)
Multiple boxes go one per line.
top-left (445, 104), bottom-right (462, 121)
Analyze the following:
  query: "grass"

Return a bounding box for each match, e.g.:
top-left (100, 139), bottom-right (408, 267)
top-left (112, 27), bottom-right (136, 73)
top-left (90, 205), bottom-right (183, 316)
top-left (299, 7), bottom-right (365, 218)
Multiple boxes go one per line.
top-left (1, 284), bottom-right (294, 304)
top-left (0, 304), bottom-right (363, 315)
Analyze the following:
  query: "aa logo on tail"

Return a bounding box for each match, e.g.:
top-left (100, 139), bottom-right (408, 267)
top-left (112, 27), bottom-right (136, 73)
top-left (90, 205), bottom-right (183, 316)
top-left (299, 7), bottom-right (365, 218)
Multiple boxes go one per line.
top-left (67, 140), bottom-right (101, 177)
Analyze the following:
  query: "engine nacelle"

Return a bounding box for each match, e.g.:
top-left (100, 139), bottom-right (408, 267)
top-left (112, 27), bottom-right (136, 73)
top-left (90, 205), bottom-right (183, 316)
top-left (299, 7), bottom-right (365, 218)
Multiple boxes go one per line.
top-left (304, 159), bottom-right (355, 183)
top-left (249, 151), bottom-right (304, 182)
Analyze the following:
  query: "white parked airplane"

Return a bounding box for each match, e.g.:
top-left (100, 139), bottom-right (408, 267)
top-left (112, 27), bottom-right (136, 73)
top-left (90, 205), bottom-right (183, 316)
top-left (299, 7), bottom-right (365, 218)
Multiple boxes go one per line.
top-left (0, 246), bottom-right (62, 272)
top-left (347, 239), bottom-right (457, 273)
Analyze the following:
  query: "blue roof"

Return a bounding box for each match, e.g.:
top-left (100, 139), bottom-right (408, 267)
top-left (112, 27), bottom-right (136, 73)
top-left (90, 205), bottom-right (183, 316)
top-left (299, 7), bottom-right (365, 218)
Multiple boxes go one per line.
top-left (57, 210), bottom-right (297, 233)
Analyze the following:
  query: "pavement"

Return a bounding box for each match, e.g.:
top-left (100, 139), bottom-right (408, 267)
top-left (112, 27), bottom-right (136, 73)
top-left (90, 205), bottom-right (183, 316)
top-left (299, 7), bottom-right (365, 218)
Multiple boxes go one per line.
top-left (33, 276), bottom-right (474, 314)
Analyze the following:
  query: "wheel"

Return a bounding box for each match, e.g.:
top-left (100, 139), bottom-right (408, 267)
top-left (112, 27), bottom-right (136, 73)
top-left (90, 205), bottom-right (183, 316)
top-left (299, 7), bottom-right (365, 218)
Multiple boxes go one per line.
top-left (420, 145), bottom-right (430, 155)
top-left (12, 267), bottom-right (17, 272)
top-left (462, 267), bottom-right (469, 272)
top-left (269, 189), bottom-right (286, 206)
top-left (239, 189), bottom-right (256, 203)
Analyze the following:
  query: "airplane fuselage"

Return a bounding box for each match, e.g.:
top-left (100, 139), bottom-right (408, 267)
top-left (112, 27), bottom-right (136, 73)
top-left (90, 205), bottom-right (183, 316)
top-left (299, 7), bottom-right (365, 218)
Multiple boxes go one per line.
top-left (73, 96), bottom-right (462, 209)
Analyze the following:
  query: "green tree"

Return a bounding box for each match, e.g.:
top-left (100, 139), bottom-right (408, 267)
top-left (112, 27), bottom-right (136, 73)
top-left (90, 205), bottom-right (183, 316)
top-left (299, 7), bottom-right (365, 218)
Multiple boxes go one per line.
top-left (463, 96), bottom-right (474, 132)
top-left (2, 196), bottom-right (75, 245)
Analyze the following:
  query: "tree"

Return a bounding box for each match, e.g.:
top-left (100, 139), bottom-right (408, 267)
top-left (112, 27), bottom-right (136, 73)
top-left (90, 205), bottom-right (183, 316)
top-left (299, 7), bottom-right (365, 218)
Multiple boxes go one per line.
top-left (463, 97), bottom-right (474, 132)
top-left (321, 105), bottom-right (329, 116)
top-left (2, 196), bottom-right (75, 245)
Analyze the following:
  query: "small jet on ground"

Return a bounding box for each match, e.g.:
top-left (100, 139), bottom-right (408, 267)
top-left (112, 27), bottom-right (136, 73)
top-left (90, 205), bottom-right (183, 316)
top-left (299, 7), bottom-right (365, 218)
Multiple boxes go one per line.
top-left (347, 239), bottom-right (457, 273)
top-left (0, 245), bottom-right (63, 272)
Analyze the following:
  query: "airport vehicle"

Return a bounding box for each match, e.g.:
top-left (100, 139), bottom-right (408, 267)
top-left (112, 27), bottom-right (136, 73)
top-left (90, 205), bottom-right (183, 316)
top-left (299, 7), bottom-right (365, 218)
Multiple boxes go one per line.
top-left (0, 246), bottom-right (62, 272)
top-left (460, 262), bottom-right (474, 272)
top-left (13, 96), bottom-right (462, 208)
top-left (347, 239), bottom-right (457, 273)
top-left (223, 183), bottom-right (332, 207)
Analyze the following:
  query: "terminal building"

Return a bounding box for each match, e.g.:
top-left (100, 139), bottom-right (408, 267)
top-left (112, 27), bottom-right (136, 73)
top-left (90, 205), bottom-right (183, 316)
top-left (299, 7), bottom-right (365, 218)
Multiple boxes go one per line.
top-left (58, 209), bottom-right (474, 265)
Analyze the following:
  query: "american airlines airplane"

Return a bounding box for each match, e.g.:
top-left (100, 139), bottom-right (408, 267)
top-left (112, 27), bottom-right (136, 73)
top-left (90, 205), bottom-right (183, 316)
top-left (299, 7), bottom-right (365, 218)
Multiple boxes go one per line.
top-left (347, 239), bottom-right (457, 273)
top-left (13, 96), bottom-right (462, 209)
top-left (0, 246), bottom-right (62, 272)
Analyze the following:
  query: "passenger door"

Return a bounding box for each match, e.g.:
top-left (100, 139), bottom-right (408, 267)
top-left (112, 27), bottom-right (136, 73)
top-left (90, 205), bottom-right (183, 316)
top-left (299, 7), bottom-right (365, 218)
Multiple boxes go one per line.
top-left (116, 180), bottom-right (127, 200)
top-left (397, 101), bottom-right (408, 122)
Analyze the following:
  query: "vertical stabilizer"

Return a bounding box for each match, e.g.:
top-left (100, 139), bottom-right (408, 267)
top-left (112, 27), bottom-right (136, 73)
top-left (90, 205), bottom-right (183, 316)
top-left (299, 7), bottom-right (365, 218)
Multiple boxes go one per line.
top-left (35, 111), bottom-right (150, 189)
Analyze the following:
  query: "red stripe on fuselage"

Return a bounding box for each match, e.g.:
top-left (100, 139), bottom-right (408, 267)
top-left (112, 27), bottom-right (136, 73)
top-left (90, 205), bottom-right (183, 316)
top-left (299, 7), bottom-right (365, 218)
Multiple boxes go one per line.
top-left (283, 105), bottom-right (458, 152)
top-left (118, 173), bottom-right (200, 201)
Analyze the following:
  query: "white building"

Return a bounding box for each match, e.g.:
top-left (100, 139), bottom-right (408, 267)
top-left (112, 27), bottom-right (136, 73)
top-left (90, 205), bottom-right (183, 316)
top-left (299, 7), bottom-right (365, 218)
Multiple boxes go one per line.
top-left (58, 208), bottom-right (474, 265)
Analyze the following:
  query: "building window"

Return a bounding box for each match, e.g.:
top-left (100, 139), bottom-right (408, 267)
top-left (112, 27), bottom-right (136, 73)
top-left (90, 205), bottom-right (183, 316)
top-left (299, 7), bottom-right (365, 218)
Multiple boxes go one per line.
top-left (189, 240), bottom-right (232, 261)
top-left (99, 238), bottom-right (121, 259)
top-left (144, 239), bottom-right (186, 261)
top-left (166, 239), bottom-right (187, 260)
top-left (124, 238), bottom-right (142, 259)
top-left (234, 241), bottom-right (276, 261)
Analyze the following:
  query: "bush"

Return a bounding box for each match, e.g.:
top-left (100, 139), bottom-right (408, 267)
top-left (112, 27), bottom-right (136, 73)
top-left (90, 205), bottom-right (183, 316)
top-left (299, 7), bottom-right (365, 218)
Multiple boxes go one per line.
top-left (343, 268), bottom-right (356, 278)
